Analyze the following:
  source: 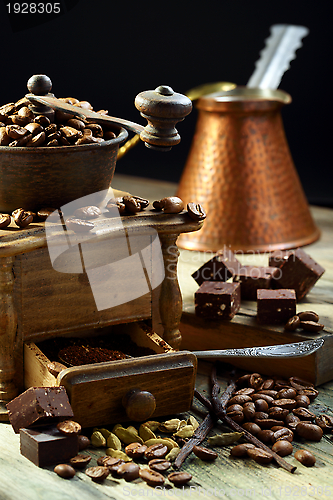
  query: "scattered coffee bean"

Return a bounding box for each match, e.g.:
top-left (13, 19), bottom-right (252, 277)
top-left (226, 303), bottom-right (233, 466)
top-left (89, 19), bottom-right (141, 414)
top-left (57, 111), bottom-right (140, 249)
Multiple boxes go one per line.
top-left (106, 197), bottom-right (127, 216)
top-left (256, 429), bottom-right (274, 443)
top-left (242, 422), bottom-right (261, 435)
top-left (277, 388), bottom-right (297, 400)
top-left (272, 427), bottom-right (294, 443)
top-left (153, 196), bottom-right (184, 214)
top-left (295, 395), bottom-right (310, 408)
top-left (123, 195), bottom-right (144, 214)
top-left (192, 445), bottom-right (218, 461)
top-left (54, 464), bottom-right (76, 479)
top-left (116, 462), bottom-right (140, 481)
top-left (57, 420), bottom-right (81, 435)
top-left (97, 457), bottom-right (125, 475)
top-left (73, 206), bottom-right (101, 219)
top-left (148, 458), bottom-right (171, 473)
top-left (125, 442), bottom-right (147, 459)
top-left (0, 214), bottom-right (11, 229)
top-left (271, 440), bottom-right (293, 456)
top-left (187, 202), bottom-right (206, 221)
top-left (285, 315), bottom-right (301, 331)
top-left (139, 468), bottom-right (165, 487)
top-left (65, 217), bottom-right (94, 233)
top-left (85, 466), bottom-right (110, 481)
top-left (12, 208), bottom-right (33, 228)
top-left (230, 443), bottom-right (256, 457)
top-left (69, 454), bottom-right (92, 468)
top-left (247, 447), bottom-right (273, 465)
top-left (296, 422), bottom-right (323, 441)
top-left (168, 471), bottom-right (192, 487)
top-left (298, 311), bottom-right (320, 322)
top-left (78, 435), bottom-right (91, 451)
top-left (293, 407), bottom-right (316, 420)
top-left (299, 321), bottom-right (324, 332)
top-left (294, 449), bottom-right (316, 466)
top-left (315, 414), bottom-right (333, 432)
top-left (144, 444), bottom-right (168, 460)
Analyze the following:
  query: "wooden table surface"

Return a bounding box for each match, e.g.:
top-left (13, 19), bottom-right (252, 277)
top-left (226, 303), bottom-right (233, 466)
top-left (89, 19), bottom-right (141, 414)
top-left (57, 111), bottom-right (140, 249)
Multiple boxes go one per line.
top-left (1, 174), bottom-right (333, 500)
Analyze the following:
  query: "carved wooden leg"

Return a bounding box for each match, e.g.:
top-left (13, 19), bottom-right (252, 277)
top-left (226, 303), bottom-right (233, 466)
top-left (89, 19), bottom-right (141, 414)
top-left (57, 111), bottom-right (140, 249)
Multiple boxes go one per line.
top-left (159, 233), bottom-right (182, 350)
top-left (0, 256), bottom-right (18, 418)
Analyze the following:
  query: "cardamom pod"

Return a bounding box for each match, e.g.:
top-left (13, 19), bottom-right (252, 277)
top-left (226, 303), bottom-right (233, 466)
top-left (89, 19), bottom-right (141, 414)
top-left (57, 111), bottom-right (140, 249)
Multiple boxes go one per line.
top-left (114, 426), bottom-right (144, 445)
top-left (106, 432), bottom-right (122, 450)
top-left (90, 430), bottom-right (107, 447)
top-left (187, 415), bottom-right (200, 430)
top-left (144, 438), bottom-right (176, 451)
top-left (106, 448), bottom-right (132, 462)
top-left (139, 423), bottom-right (156, 441)
top-left (158, 419), bottom-right (181, 434)
top-left (173, 425), bottom-right (195, 439)
top-left (142, 421), bottom-right (160, 432)
top-left (208, 432), bottom-right (244, 447)
top-left (166, 447), bottom-right (181, 462)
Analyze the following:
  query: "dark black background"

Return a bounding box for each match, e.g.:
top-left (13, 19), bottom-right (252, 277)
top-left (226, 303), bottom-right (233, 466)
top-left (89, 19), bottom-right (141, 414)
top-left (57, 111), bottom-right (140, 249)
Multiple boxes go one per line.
top-left (1, 0), bottom-right (332, 207)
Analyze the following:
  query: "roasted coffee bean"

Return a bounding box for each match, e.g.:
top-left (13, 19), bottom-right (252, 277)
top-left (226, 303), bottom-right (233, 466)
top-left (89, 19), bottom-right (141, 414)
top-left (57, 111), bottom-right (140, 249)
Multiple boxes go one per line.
top-left (315, 414), bottom-right (333, 432)
top-left (294, 449), bottom-right (316, 467)
top-left (295, 395), bottom-right (310, 408)
top-left (168, 471), bottom-right (192, 487)
top-left (249, 373), bottom-right (263, 390)
top-left (117, 462), bottom-right (140, 481)
top-left (255, 419), bottom-right (285, 430)
top-left (192, 445), bottom-right (218, 461)
top-left (243, 402), bottom-right (256, 420)
top-left (123, 195), bottom-right (143, 214)
top-left (256, 429), bottom-right (274, 443)
top-left (46, 361), bottom-right (67, 377)
top-left (297, 388), bottom-right (318, 401)
top-left (34, 115), bottom-right (50, 127)
top-left (85, 466), bottom-right (110, 481)
top-left (61, 126), bottom-right (83, 141)
top-left (254, 399), bottom-right (269, 412)
top-left (104, 130), bottom-right (117, 140)
top-left (274, 379), bottom-right (290, 390)
top-left (67, 118), bottom-right (85, 131)
top-left (270, 425), bottom-right (284, 432)
top-left (285, 413), bottom-right (301, 427)
top-left (0, 214), bottom-right (11, 229)
top-left (268, 407), bottom-right (289, 420)
top-left (228, 395), bottom-right (252, 406)
top-left (66, 217), bottom-right (94, 233)
top-left (230, 443), bottom-right (256, 457)
top-left (293, 407), bottom-right (316, 420)
top-left (235, 373), bottom-right (252, 387)
top-left (73, 206), bottom-right (101, 220)
top-left (153, 196), bottom-right (184, 214)
top-left (106, 197), bottom-right (127, 216)
top-left (298, 311), bottom-right (320, 322)
top-left (252, 394), bottom-right (274, 405)
top-left (57, 420), bottom-right (81, 435)
top-left (246, 447), bottom-right (273, 465)
top-left (69, 454), bottom-right (92, 468)
top-left (85, 123), bottom-right (103, 137)
top-left (234, 388), bottom-right (255, 396)
top-left (12, 208), bottom-right (33, 228)
top-left (144, 444), bottom-right (168, 460)
top-left (227, 404), bottom-right (244, 413)
top-left (54, 464), bottom-right (76, 479)
top-left (139, 468), bottom-right (165, 487)
top-left (253, 412), bottom-right (269, 421)
top-left (6, 124), bottom-right (28, 139)
top-left (242, 422), bottom-right (261, 435)
top-left (187, 202), bottom-right (206, 221)
top-left (296, 422), bottom-right (323, 441)
top-left (78, 435), bottom-right (91, 451)
top-left (97, 457), bottom-right (125, 475)
top-left (148, 458), bottom-right (171, 473)
top-left (257, 390), bottom-right (278, 398)
top-left (272, 428), bottom-right (293, 443)
top-left (26, 131), bottom-right (46, 147)
top-left (271, 399), bottom-right (296, 411)
top-left (227, 410), bottom-right (244, 424)
top-left (285, 315), bottom-right (301, 331)
top-left (271, 440), bottom-right (293, 457)
top-left (300, 321), bottom-right (324, 332)
top-left (37, 207), bottom-right (58, 221)
top-left (277, 388), bottom-right (297, 400)
top-left (125, 442), bottom-right (147, 459)
top-left (260, 379), bottom-right (275, 390)
top-left (0, 127), bottom-right (11, 145)
top-left (289, 376), bottom-right (314, 390)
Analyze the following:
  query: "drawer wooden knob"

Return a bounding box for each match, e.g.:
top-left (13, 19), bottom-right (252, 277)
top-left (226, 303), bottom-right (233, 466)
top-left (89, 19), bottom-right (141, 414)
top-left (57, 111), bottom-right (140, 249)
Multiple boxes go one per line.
top-left (122, 388), bottom-right (156, 422)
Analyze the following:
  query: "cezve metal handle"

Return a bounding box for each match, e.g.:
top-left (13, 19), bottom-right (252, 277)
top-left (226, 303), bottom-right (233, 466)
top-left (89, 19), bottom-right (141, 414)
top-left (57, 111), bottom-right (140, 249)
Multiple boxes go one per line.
top-left (193, 338), bottom-right (324, 360)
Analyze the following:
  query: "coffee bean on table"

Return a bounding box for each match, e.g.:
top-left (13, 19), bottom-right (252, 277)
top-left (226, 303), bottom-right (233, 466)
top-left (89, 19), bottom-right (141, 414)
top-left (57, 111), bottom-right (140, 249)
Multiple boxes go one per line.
top-left (12, 208), bottom-right (33, 228)
top-left (230, 443), bottom-right (256, 458)
top-left (192, 445), bottom-right (218, 461)
top-left (54, 464), bottom-right (76, 479)
top-left (148, 459), bottom-right (171, 473)
top-left (144, 444), bottom-right (168, 460)
top-left (78, 435), bottom-right (91, 451)
top-left (271, 440), bottom-right (293, 457)
top-left (57, 420), bottom-right (81, 435)
top-left (0, 214), bottom-right (11, 229)
top-left (139, 468), bottom-right (165, 487)
top-left (116, 462), bottom-right (140, 481)
top-left (125, 442), bottom-right (147, 459)
top-left (298, 311), bottom-right (320, 322)
top-left (187, 202), bottom-right (206, 221)
top-left (153, 197), bottom-right (184, 214)
top-left (65, 217), bottom-right (94, 233)
top-left (294, 449), bottom-right (316, 467)
top-left (246, 447), bottom-right (273, 465)
top-left (285, 315), bottom-right (301, 331)
top-left (315, 414), bottom-right (333, 432)
top-left (299, 321), bottom-right (324, 332)
top-left (296, 422), bottom-right (323, 441)
top-left (69, 454), bottom-right (92, 468)
top-left (168, 471), bottom-right (192, 487)
top-left (97, 457), bottom-right (125, 475)
top-left (85, 466), bottom-right (110, 482)
top-left (73, 206), bottom-right (101, 219)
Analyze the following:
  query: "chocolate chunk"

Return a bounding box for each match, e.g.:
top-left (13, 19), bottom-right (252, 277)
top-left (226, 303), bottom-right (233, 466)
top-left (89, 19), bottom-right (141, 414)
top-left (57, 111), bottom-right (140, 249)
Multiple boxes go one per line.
top-left (20, 425), bottom-right (79, 467)
top-left (6, 386), bottom-right (74, 433)
top-left (257, 289), bottom-right (297, 324)
top-left (195, 281), bottom-right (241, 320)
top-left (268, 250), bottom-right (292, 268)
top-left (192, 250), bottom-right (241, 286)
top-left (233, 266), bottom-right (281, 300)
top-left (272, 248), bottom-right (325, 300)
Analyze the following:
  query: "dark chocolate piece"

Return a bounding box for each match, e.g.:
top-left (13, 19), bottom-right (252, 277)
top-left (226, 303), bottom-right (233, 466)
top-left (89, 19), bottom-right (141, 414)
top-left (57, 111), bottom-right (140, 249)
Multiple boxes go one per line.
top-left (192, 250), bottom-right (242, 286)
top-left (195, 281), bottom-right (241, 320)
top-left (257, 289), bottom-right (296, 324)
top-left (20, 425), bottom-right (79, 467)
top-left (233, 266), bottom-right (281, 300)
top-left (272, 248), bottom-right (325, 300)
top-left (268, 250), bottom-right (292, 269)
top-left (7, 386), bottom-right (74, 433)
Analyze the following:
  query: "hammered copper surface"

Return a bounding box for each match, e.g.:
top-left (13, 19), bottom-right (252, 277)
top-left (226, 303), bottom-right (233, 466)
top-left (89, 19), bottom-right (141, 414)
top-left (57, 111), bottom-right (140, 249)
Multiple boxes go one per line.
top-left (177, 88), bottom-right (320, 253)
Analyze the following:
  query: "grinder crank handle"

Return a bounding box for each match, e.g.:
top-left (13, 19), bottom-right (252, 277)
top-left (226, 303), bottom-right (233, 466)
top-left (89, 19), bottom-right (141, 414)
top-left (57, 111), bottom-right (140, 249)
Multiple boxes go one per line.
top-left (26, 75), bottom-right (192, 151)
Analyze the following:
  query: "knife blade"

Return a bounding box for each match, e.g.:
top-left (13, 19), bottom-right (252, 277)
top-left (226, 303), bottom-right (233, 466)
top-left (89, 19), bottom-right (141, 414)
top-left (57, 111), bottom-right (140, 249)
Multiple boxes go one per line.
top-left (193, 338), bottom-right (324, 360)
top-left (247, 24), bottom-right (309, 89)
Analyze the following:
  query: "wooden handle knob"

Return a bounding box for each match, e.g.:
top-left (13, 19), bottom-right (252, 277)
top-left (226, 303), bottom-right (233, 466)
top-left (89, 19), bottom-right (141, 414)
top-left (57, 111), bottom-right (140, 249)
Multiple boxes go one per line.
top-left (27, 74), bottom-right (55, 122)
top-left (135, 85), bottom-right (192, 151)
top-left (122, 388), bottom-right (156, 422)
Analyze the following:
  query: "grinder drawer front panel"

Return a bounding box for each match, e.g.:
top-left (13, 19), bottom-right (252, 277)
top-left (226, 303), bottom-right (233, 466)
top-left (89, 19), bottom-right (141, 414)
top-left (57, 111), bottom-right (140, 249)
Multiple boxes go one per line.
top-left (58, 352), bottom-right (197, 428)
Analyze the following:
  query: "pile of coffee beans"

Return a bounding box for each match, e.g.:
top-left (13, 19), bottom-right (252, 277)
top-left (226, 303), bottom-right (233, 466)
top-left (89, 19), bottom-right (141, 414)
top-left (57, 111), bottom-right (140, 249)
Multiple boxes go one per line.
top-left (228, 372), bottom-right (331, 467)
top-left (285, 311), bottom-right (324, 333)
top-left (0, 97), bottom-right (116, 148)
